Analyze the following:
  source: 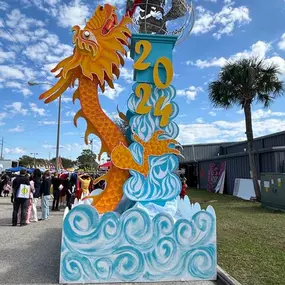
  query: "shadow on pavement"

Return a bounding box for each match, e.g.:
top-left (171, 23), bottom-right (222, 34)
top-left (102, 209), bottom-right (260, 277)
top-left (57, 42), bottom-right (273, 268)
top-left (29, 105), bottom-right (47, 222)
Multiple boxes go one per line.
top-left (0, 217), bottom-right (13, 226)
top-left (0, 219), bottom-right (62, 284)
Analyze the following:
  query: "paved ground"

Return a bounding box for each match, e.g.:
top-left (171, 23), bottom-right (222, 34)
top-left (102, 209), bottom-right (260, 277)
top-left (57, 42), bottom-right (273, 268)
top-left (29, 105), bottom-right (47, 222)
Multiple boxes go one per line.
top-left (0, 197), bottom-right (217, 285)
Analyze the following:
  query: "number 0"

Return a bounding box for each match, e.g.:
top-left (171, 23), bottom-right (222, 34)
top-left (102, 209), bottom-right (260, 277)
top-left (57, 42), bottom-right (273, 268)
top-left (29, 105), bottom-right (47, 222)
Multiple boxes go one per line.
top-left (153, 57), bottom-right (173, 89)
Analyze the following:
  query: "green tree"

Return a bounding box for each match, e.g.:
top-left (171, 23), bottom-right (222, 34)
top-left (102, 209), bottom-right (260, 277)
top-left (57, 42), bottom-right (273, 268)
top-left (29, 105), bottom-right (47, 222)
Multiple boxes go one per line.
top-left (76, 149), bottom-right (98, 171)
top-left (18, 155), bottom-right (34, 167)
top-left (50, 157), bottom-right (76, 168)
top-left (208, 57), bottom-right (284, 201)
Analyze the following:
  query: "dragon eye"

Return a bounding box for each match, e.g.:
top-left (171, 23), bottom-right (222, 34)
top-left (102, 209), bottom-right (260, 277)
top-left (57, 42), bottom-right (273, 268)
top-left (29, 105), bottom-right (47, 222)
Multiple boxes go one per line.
top-left (100, 6), bottom-right (103, 11)
top-left (84, 31), bottom-right (90, 37)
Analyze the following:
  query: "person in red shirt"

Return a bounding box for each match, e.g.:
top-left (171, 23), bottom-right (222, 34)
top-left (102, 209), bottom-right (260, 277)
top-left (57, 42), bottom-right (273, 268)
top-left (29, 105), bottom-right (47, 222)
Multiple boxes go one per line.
top-left (180, 177), bottom-right (187, 200)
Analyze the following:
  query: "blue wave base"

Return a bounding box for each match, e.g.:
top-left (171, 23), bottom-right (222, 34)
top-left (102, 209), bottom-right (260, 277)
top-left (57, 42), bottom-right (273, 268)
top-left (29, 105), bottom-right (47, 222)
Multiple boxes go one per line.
top-left (60, 204), bottom-right (217, 283)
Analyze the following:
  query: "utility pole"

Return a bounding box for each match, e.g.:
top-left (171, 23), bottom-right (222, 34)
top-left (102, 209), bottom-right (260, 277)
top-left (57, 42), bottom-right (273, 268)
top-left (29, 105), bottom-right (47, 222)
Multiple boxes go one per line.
top-left (90, 139), bottom-right (94, 172)
top-left (0, 137), bottom-right (3, 160)
top-left (28, 80), bottom-right (61, 172)
top-left (31, 152), bottom-right (38, 167)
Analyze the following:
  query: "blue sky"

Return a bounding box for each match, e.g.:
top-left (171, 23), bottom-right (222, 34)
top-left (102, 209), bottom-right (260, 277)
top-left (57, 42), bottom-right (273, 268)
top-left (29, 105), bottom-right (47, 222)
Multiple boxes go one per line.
top-left (0, 0), bottom-right (285, 162)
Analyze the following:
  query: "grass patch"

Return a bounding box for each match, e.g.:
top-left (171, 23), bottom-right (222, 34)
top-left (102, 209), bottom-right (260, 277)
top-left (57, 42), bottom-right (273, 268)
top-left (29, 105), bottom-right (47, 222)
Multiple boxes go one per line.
top-left (187, 188), bottom-right (285, 285)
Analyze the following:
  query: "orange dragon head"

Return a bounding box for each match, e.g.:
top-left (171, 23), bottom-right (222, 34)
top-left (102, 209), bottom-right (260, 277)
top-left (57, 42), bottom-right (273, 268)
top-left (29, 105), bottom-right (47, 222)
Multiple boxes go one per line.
top-left (40, 4), bottom-right (132, 103)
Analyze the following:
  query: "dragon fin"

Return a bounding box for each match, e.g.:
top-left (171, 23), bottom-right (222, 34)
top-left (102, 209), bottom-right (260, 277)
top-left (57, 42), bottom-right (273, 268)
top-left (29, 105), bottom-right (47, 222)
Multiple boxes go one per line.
top-left (72, 89), bottom-right (80, 103)
top-left (117, 105), bottom-right (129, 124)
top-left (73, 109), bottom-right (84, 127)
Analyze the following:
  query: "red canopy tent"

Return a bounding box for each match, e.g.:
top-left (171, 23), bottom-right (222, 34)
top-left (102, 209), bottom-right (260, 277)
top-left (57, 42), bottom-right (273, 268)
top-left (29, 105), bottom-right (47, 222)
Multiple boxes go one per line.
top-left (99, 161), bottom-right (112, 168)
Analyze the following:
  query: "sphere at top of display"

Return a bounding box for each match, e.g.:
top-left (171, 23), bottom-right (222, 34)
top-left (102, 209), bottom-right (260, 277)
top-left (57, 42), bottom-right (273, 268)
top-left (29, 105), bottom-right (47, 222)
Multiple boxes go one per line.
top-left (125, 0), bottom-right (195, 45)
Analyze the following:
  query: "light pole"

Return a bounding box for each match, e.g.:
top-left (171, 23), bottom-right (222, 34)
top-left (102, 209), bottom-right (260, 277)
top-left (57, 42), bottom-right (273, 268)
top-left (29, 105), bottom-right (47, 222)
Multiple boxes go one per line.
top-left (28, 81), bottom-right (62, 172)
top-left (81, 137), bottom-right (95, 172)
top-left (30, 152), bottom-right (38, 167)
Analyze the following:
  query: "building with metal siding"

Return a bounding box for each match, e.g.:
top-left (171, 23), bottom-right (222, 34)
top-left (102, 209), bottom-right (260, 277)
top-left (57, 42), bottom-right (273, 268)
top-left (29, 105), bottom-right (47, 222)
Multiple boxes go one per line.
top-left (179, 131), bottom-right (285, 195)
top-left (179, 142), bottom-right (232, 188)
top-left (179, 142), bottom-right (232, 163)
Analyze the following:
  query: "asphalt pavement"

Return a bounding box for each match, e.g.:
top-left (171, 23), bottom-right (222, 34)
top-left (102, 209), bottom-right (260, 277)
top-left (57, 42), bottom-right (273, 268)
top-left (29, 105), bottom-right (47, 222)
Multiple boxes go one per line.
top-left (0, 197), bottom-right (217, 285)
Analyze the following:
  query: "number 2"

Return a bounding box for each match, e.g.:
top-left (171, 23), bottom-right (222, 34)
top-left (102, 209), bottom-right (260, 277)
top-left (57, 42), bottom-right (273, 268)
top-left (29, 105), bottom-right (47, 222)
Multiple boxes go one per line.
top-left (133, 40), bottom-right (151, 70)
top-left (135, 83), bottom-right (152, 114)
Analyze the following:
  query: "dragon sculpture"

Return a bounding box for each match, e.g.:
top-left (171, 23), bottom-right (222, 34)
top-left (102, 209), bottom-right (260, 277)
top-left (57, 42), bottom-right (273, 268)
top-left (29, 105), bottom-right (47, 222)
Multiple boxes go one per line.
top-left (39, 4), bottom-right (132, 213)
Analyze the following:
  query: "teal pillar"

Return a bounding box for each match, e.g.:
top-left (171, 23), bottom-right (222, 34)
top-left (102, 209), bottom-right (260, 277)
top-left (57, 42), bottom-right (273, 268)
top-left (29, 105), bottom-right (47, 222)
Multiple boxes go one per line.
top-left (123, 34), bottom-right (181, 205)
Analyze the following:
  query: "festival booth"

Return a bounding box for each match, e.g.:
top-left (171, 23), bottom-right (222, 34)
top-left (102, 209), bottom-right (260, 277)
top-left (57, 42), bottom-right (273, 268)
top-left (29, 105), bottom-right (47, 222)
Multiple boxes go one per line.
top-left (39, 1), bottom-right (217, 283)
top-left (6, 166), bottom-right (27, 173)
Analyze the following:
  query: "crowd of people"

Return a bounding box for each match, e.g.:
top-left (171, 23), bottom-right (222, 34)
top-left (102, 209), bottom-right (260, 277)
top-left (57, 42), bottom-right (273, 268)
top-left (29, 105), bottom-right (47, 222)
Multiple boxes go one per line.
top-left (0, 169), bottom-right (105, 226)
top-left (0, 168), bottom-right (188, 227)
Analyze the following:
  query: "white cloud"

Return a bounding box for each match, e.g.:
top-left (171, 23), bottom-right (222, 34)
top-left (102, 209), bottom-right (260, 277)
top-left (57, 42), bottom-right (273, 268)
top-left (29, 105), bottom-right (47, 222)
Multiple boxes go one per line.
top-left (251, 109), bottom-right (285, 120)
top-left (61, 96), bottom-right (73, 103)
top-left (0, 1), bottom-right (9, 11)
top-left (196, 117), bottom-right (204, 123)
top-left (193, 3), bottom-right (251, 39)
top-left (178, 111), bottom-right (285, 145)
top-left (42, 144), bottom-right (55, 149)
top-left (264, 56), bottom-right (285, 80)
top-left (8, 125), bottom-right (25, 133)
top-left (100, 0), bottom-right (126, 6)
top-left (21, 0), bottom-right (60, 16)
top-left (0, 49), bottom-right (15, 63)
top-left (224, 0), bottom-right (235, 5)
top-left (62, 143), bottom-right (84, 152)
top-left (42, 142), bottom-right (85, 152)
top-left (5, 82), bottom-right (22, 89)
top-left (192, 7), bottom-right (215, 35)
top-left (4, 147), bottom-right (25, 155)
top-left (2, 81), bottom-right (33, 97)
top-left (213, 6), bottom-right (251, 39)
top-left (29, 103), bottom-right (46, 116)
top-left (0, 112), bottom-right (6, 125)
top-left (190, 40), bottom-right (285, 79)
top-left (0, 65), bottom-right (25, 80)
top-left (5, 9), bottom-right (44, 31)
top-left (39, 120), bottom-right (71, 125)
top-left (0, 9), bottom-right (75, 97)
top-left (126, 51), bottom-right (133, 62)
top-left (57, 0), bottom-right (90, 28)
top-left (6, 102), bottom-right (28, 116)
top-left (64, 132), bottom-right (79, 136)
top-left (191, 41), bottom-right (271, 68)
top-left (189, 57), bottom-right (227, 68)
top-left (65, 111), bottom-right (76, 117)
top-left (101, 83), bottom-right (124, 100)
top-left (20, 88), bottom-right (33, 97)
top-left (176, 86), bottom-right (203, 102)
top-left (23, 42), bottom-right (50, 62)
top-left (39, 121), bottom-right (56, 125)
top-left (278, 33), bottom-right (285, 51)
top-left (209, 111), bottom-right (216, 116)
top-left (120, 67), bottom-right (133, 83)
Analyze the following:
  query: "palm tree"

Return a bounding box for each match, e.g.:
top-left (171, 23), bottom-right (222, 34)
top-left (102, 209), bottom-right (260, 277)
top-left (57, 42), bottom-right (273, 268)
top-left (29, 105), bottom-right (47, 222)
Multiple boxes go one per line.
top-left (209, 57), bottom-right (284, 201)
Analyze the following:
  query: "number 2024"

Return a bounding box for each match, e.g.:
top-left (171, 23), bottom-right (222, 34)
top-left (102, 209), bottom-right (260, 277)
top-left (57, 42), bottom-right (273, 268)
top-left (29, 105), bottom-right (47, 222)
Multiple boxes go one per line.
top-left (133, 40), bottom-right (174, 127)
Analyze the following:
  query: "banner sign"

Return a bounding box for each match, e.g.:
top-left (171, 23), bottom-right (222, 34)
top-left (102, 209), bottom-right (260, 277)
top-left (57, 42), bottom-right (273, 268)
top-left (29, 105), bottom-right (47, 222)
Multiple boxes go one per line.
top-left (207, 161), bottom-right (226, 194)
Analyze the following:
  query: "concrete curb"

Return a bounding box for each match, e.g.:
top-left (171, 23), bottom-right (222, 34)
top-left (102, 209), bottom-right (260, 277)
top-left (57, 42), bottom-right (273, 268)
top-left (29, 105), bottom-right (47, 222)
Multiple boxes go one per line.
top-left (217, 265), bottom-right (242, 285)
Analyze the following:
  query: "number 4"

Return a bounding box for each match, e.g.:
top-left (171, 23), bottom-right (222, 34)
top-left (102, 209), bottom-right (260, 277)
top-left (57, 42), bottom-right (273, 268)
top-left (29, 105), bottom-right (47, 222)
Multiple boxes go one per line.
top-left (154, 96), bottom-right (173, 127)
